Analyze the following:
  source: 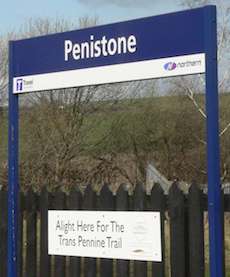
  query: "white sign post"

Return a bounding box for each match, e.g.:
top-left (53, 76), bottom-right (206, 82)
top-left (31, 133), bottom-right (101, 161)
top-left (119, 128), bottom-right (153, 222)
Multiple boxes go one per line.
top-left (48, 210), bottom-right (162, 262)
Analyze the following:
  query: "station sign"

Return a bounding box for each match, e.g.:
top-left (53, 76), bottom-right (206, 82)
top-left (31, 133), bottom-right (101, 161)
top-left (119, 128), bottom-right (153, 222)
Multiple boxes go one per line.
top-left (12, 8), bottom-right (206, 94)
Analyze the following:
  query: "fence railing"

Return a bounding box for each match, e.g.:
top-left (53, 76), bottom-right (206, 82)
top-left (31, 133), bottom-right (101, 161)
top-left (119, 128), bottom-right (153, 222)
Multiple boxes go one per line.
top-left (0, 182), bottom-right (230, 277)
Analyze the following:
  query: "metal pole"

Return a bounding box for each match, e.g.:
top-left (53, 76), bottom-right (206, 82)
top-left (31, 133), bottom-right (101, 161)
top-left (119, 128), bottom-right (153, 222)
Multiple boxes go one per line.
top-left (8, 41), bottom-right (19, 277)
top-left (204, 6), bottom-right (224, 277)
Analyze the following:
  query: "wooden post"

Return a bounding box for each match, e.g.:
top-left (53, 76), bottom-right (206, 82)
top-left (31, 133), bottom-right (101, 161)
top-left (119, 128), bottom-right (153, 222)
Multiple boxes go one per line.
top-left (82, 185), bottom-right (97, 277)
top-left (66, 187), bottom-right (82, 277)
top-left (116, 184), bottom-right (130, 277)
top-left (150, 183), bottom-right (165, 277)
top-left (188, 183), bottom-right (205, 277)
top-left (40, 188), bottom-right (51, 277)
top-left (98, 185), bottom-right (115, 277)
top-left (25, 189), bottom-right (37, 277)
top-left (52, 191), bottom-right (66, 277)
top-left (133, 184), bottom-right (147, 277)
top-left (168, 182), bottom-right (187, 277)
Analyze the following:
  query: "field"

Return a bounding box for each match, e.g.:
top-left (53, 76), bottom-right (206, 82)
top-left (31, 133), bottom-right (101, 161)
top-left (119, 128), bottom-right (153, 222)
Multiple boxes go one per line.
top-left (1, 92), bottom-right (230, 187)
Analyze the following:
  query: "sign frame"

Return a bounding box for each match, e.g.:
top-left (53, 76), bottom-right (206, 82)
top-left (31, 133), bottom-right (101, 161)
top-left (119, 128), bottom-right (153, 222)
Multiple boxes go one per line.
top-left (8, 5), bottom-right (223, 277)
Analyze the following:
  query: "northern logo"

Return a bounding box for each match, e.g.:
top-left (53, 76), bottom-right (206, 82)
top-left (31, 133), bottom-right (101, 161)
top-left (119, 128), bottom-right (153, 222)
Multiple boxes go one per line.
top-left (164, 62), bottom-right (177, 71)
top-left (164, 59), bottom-right (202, 71)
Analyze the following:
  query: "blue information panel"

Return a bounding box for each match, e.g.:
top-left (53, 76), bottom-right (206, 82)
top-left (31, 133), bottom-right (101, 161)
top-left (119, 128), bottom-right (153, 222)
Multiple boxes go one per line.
top-left (8, 5), bottom-right (223, 277)
top-left (12, 8), bottom-right (206, 93)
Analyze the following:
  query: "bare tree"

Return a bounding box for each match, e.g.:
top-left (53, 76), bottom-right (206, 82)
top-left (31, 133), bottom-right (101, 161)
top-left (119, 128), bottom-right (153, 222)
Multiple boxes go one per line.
top-left (173, 0), bottom-right (230, 179)
top-left (177, 0), bottom-right (230, 132)
top-left (0, 33), bottom-right (12, 106)
top-left (0, 15), bottom-right (158, 189)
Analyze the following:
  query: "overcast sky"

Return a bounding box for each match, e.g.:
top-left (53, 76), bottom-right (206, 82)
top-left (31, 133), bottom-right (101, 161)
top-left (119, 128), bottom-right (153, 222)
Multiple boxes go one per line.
top-left (0, 0), bottom-right (181, 35)
top-left (78, 0), bottom-right (166, 7)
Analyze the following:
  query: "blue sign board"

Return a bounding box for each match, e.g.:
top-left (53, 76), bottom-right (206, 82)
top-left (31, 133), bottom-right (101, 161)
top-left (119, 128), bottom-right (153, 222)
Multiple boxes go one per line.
top-left (13, 8), bottom-right (205, 76)
top-left (12, 8), bottom-right (206, 93)
top-left (8, 5), bottom-right (223, 277)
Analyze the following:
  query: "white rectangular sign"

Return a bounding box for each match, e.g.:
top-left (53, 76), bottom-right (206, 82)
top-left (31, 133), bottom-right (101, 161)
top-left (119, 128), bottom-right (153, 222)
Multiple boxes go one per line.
top-left (48, 210), bottom-right (162, 261)
top-left (13, 53), bottom-right (205, 94)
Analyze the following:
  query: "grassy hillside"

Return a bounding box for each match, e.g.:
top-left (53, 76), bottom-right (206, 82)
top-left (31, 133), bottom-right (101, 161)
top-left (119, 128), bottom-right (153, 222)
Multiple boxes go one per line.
top-left (0, 92), bottom-right (230, 187)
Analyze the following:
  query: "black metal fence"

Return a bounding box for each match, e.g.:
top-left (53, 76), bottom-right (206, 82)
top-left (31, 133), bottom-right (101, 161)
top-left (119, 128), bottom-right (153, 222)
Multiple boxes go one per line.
top-left (0, 183), bottom-right (230, 277)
